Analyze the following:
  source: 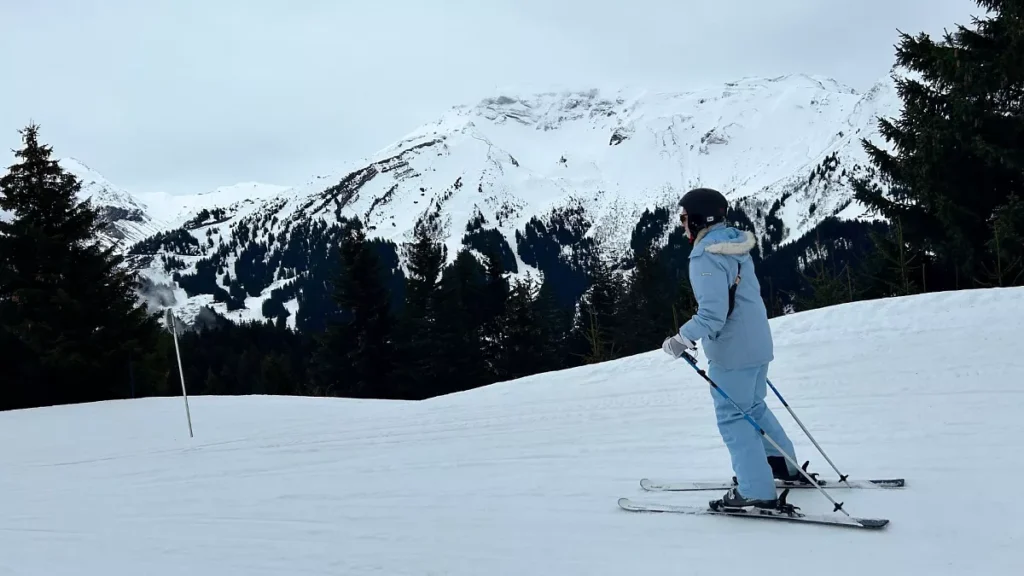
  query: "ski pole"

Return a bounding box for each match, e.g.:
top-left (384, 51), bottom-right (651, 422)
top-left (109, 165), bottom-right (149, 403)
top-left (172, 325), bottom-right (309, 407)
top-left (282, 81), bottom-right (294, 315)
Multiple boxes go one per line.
top-left (678, 351), bottom-right (849, 515)
top-left (766, 377), bottom-right (849, 483)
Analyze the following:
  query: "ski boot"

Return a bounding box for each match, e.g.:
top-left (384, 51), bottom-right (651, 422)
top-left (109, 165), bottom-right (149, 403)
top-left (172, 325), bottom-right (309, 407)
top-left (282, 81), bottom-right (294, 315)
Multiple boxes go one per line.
top-left (710, 488), bottom-right (801, 516)
top-left (769, 457), bottom-right (822, 486)
top-left (730, 459), bottom-right (822, 487)
top-left (710, 486), bottom-right (778, 511)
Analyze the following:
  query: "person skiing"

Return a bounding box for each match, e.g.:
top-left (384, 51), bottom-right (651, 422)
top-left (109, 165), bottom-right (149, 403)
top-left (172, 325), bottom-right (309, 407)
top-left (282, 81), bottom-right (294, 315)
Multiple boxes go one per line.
top-left (661, 187), bottom-right (805, 510)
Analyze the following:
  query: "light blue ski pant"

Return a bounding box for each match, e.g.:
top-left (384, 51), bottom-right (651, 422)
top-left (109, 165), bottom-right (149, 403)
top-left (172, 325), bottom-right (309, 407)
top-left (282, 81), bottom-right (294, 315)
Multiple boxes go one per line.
top-left (708, 361), bottom-right (797, 501)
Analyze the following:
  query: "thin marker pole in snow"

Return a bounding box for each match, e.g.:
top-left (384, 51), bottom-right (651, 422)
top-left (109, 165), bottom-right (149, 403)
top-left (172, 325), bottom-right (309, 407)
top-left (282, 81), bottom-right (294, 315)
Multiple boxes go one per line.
top-left (165, 309), bottom-right (193, 438)
top-left (678, 351), bottom-right (849, 516)
top-left (766, 378), bottom-right (848, 484)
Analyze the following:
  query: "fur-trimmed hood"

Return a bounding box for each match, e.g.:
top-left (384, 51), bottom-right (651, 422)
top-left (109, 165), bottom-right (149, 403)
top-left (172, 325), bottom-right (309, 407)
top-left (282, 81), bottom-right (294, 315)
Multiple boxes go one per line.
top-left (690, 225), bottom-right (757, 258)
top-left (680, 222), bottom-right (774, 370)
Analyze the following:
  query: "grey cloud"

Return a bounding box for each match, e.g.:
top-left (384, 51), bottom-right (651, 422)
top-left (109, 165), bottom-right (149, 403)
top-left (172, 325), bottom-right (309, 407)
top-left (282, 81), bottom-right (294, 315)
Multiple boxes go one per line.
top-left (0, 0), bottom-right (983, 195)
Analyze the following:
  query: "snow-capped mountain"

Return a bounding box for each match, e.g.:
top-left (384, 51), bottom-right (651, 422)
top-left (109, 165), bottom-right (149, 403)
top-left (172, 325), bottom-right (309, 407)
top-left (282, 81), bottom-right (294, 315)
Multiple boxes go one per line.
top-left (0, 157), bottom-right (157, 246)
top-left (1, 157), bottom-right (289, 249)
top-left (18, 72), bottom-right (904, 327)
top-left (258, 71), bottom-right (898, 261)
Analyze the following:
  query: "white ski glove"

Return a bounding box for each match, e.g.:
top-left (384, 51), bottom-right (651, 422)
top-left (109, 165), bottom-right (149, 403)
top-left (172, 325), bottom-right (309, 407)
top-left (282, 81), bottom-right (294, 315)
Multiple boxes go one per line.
top-left (662, 334), bottom-right (696, 359)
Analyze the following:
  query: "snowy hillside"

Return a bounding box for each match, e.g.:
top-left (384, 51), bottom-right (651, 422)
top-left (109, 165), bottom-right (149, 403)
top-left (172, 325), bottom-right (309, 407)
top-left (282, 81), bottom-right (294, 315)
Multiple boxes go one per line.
top-left (113, 72), bottom-right (902, 326)
top-left (2, 287), bottom-right (1021, 574)
top-left (132, 182), bottom-right (291, 229)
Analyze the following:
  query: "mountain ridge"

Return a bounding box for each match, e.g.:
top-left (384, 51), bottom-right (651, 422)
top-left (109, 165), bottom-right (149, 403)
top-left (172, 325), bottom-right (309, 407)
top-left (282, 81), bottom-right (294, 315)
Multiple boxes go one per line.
top-left (4, 70), bottom-right (904, 328)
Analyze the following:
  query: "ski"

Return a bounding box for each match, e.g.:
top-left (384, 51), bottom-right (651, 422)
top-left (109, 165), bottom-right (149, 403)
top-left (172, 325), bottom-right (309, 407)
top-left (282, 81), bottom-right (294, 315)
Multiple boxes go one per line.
top-left (617, 497), bottom-right (889, 530)
top-left (640, 476), bottom-right (905, 492)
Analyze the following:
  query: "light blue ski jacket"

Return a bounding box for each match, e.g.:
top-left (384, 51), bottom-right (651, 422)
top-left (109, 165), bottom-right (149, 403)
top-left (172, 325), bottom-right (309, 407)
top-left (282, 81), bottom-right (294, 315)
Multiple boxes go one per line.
top-left (679, 223), bottom-right (774, 370)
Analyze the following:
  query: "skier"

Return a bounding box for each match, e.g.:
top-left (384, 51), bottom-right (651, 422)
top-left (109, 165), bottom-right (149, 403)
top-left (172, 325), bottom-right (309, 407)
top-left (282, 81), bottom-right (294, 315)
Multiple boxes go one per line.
top-left (661, 187), bottom-right (805, 510)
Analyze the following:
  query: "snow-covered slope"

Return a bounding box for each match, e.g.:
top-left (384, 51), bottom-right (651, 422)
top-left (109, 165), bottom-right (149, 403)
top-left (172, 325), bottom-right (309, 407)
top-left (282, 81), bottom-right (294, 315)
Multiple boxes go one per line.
top-left (133, 182), bottom-right (290, 229)
top-left (2, 287), bottom-right (1021, 574)
top-left (120, 72), bottom-right (902, 326)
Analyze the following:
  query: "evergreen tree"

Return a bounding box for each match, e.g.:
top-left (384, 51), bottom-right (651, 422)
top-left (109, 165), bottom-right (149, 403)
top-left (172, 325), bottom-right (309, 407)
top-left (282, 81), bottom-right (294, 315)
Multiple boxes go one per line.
top-left (130, 332), bottom-right (176, 398)
top-left (404, 215), bottom-right (447, 316)
top-left (0, 124), bottom-right (162, 410)
top-left (854, 0), bottom-right (1024, 289)
top-left (617, 242), bottom-right (675, 355)
top-left (534, 275), bottom-right (572, 368)
top-left (980, 193), bottom-right (1024, 286)
top-left (431, 250), bottom-right (489, 394)
top-left (259, 353), bottom-right (293, 396)
top-left (394, 213), bottom-right (447, 397)
top-left (669, 274), bottom-right (700, 335)
top-left (851, 217), bottom-right (933, 298)
top-left (655, 226), bottom-right (700, 331)
top-left (572, 253), bottom-right (625, 364)
top-left (488, 274), bottom-right (560, 381)
top-left (203, 367), bottom-right (230, 396)
top-left (795, 242), bottom-right (860, 311)
top-left (478, 245), bottom-right (511, 377)
top-left (310, 219), bottom-right (399, 398)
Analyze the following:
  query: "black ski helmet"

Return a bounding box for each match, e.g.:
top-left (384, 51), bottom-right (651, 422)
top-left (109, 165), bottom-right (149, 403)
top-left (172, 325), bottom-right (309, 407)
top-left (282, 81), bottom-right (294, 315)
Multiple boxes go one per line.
top-left (678, 187), bottom-right (728, 236)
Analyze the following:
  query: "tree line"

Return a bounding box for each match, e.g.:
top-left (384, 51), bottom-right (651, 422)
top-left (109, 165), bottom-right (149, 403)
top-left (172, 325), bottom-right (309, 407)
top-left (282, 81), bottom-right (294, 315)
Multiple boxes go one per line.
top-left (1, 0), bottom-right (1020, 411)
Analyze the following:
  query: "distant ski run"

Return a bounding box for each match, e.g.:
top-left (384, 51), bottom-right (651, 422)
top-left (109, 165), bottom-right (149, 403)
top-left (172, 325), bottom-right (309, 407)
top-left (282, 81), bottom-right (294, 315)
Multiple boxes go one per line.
top-left (617, 498), bottom-right (889, 529)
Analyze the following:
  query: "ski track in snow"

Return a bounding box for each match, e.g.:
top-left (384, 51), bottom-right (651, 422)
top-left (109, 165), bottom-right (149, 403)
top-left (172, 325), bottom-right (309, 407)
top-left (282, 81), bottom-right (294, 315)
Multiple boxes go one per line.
top-left (2, 288), bottom-right (1023, 574)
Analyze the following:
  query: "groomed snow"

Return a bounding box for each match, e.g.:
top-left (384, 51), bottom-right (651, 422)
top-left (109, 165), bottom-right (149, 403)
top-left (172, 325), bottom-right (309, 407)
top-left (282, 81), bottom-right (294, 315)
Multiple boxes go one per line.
top-left (3, 287), bottom-right (1023, 574)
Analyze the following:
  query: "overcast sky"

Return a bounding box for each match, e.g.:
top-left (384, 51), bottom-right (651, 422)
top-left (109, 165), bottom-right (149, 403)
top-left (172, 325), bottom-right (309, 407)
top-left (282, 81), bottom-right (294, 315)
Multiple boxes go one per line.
top-left (0, 0), bottom-right (983, 195)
